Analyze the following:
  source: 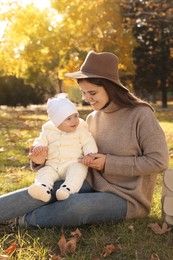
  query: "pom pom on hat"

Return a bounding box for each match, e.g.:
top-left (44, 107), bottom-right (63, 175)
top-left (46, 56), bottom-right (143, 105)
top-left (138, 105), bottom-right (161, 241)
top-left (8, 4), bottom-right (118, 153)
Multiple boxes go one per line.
top-left (47, 97), bottom-right (78, 127)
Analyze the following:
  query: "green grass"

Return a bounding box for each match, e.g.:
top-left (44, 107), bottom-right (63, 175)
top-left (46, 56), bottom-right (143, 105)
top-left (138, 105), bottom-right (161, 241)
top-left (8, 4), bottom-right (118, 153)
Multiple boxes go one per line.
top-left (0, 104), bottom-right (173, 260)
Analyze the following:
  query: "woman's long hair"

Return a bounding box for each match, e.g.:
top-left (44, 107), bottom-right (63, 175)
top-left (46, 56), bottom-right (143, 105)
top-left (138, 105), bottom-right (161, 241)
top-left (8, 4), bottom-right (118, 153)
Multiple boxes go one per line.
top-left (77, 78), bottom-right (154, 111)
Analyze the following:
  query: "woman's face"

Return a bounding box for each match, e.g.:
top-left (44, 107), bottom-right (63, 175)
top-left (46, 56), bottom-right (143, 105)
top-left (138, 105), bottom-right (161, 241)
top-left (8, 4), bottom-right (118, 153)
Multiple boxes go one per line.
top-left (79, 80), bottom-right (109, 110)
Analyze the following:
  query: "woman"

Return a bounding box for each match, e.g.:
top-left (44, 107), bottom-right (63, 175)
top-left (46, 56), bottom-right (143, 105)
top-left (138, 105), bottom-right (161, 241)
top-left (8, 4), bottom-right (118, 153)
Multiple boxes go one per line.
top-left (0, 51), bottom-right (169, 228)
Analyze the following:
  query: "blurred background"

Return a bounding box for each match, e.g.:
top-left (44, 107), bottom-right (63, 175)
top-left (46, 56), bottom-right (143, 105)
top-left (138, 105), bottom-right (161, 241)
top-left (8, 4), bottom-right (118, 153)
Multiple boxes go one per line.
top-left (0, 0), bottom-right (172, 108)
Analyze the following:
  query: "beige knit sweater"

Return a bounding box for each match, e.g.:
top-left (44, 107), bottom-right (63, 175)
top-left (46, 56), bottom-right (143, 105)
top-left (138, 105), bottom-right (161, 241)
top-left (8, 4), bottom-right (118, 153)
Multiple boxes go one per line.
top-left (86, 102), bottom-right (169, 219)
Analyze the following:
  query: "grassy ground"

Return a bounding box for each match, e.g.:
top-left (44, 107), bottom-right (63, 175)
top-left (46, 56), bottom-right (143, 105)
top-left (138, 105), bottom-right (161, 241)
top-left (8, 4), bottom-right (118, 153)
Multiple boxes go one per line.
top-left (0, 104), bottom-right (173, 260)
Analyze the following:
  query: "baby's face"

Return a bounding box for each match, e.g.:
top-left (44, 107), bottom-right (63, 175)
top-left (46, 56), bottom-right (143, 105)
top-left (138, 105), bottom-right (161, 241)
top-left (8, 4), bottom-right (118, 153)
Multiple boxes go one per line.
top-left (58, 113), bottom-right (79, 132)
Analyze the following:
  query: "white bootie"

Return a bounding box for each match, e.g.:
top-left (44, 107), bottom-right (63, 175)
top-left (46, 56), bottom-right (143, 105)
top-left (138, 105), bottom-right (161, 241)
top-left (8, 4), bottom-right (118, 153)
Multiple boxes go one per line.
top-left (28, 184), bottom-right (52, 202)
top-left (56, 185), bottom-right (70, 200)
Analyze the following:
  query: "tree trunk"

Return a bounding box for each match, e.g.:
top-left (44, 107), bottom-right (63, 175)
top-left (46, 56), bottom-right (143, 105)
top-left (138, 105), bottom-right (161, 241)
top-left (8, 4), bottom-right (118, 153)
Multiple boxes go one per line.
top-left (58, 79), bottom-right (62, 93)
top-left (161, 78), bottom-right (167, 108)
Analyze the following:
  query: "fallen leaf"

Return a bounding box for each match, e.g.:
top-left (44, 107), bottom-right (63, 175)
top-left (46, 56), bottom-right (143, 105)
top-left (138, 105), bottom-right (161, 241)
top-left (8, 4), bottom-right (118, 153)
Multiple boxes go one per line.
top-left (58, 234), bottom-right (67, 255)
top-left (4, 241), bottom-right (17, 255)
top-left (128, 225), bottom-right (135, 233)
top-left (57, 229), bottom-right (82, 255)
top-left (0, 255), bottom-right (9, 259)
top-left (150, 253), bottom-right (160, 260)
top-left (102, 244), bottom-right (116, 257)
top-left (66, 237), bottom-right (78, 253)
top-left (70, 228), bottom-right (82, 240)
top-left (49, 253), bottom-right (63, 260)
top-left (118, 244), bottom-right (126, 251)
top-left (148, 222), bottom-right (171, 234)
top-left (8, 157), bottom-right (18, 162)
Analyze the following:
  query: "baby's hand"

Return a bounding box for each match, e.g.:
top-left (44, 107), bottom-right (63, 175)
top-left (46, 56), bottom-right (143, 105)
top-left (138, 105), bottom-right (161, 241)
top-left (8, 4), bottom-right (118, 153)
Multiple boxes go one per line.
top-left (85, 153), bottom-right (107, 171)
top-left (30, 146), bottom-right (47, 156)
top-left (28, 146), bottom-right (48, 164)
top-left (81, 153), bottom-right (95, 166)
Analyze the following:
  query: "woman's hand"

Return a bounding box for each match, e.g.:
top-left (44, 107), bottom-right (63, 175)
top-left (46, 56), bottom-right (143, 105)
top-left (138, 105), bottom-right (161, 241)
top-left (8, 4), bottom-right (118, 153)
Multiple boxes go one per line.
top-left (86, 153), bottom-right (107, 171)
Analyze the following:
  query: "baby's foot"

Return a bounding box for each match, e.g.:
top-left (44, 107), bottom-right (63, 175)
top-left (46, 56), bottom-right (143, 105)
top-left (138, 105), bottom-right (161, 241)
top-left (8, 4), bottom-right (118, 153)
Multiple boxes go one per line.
top-left (56, 185), bottom-right (70, 200)
top-left (28, 184), bottom-right (52, 202)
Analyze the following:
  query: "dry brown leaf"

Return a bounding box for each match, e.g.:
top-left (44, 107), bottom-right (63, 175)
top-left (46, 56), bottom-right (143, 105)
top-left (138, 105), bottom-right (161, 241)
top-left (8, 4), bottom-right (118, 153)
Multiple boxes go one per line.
top-left (128, 225), bottom-right (135, 233)
top-left (0, 255), bottom-right (9, 260)
top-left (161, 222), bottom-right (172, 233)
top-left (57, 230), bottom-right (80, 255)
top-left (150, 253), bottom-right (160, 260)
top-left (50, 253), bottom-right (63, 260)
top-left (148, 222), bottom-right (171, 234)
top-left (8, 157), bottom-right (18, 162)
top-left (102, 244), bottom-right (116, 257)
top-left (57, 234), bottom-right (67, 255)
top-left (66, 237), bottom-right (78, 253)
top-left (4, 241), bottom-right (17, 255)
top-left (70, 228), bottom-right (82, 240)
top-left (118, 244), bottom-right (126, 251)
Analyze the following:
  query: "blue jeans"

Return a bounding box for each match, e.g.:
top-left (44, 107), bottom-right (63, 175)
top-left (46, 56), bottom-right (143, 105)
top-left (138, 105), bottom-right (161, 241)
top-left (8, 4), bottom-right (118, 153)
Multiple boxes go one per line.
top-left (0, 181), bottom-right (127, 228)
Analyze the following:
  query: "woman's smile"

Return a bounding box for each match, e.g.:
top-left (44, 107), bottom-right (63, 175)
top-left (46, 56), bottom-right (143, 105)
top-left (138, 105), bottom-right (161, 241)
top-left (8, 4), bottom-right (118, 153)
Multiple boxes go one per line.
top-left (79, 80), bottom-right (109, 110)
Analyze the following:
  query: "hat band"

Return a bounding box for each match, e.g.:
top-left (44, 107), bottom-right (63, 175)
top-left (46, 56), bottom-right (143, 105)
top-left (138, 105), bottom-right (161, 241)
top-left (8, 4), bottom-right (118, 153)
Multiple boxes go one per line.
top-left (81, 68), bottom-right (119, 81)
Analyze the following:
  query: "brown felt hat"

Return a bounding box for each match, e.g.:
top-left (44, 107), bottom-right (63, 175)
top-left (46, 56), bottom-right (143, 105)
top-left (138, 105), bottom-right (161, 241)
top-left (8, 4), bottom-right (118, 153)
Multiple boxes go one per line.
top-left (65, 51), bottom-right (129, 91)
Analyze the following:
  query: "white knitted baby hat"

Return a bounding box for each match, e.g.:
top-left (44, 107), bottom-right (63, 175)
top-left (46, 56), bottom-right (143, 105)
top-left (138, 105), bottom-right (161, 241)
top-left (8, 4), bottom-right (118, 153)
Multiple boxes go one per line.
top-left (47, 96), bottom-right (78, 127)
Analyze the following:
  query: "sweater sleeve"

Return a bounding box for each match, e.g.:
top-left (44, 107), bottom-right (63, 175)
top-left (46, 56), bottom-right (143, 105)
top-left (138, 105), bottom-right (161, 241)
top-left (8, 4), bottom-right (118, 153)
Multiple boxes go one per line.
top-left (79, 119), bottom-right (98, 155)
top-left (32, 122), bottom-right (49, 147)
top-left (104, 110), bottom-right (169, 177)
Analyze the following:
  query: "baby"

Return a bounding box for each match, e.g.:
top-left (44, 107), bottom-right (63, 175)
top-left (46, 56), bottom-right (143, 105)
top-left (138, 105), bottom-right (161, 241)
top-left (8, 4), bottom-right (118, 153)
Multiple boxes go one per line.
top-left (28, 96), bottom-right (98, 202)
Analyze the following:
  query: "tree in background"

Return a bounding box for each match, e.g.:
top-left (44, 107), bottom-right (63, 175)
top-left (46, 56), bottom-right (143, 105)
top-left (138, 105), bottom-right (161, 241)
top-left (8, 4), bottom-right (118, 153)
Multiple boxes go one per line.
top-left (51, 0), bottom-right (135, 78)
top-left (0, 0), bottom-right (136, 106)
top-left (0, 2), bottom-right (63, 94)
top-left (0, 76), bottom-right (46, 106)
top-left (121, 0), bottom-right (173, 107)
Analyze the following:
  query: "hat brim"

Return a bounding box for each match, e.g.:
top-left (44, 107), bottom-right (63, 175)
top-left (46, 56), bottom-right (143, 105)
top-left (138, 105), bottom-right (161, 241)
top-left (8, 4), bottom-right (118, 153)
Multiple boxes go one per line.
top-left (65, 71), bottom-right (129, 91)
